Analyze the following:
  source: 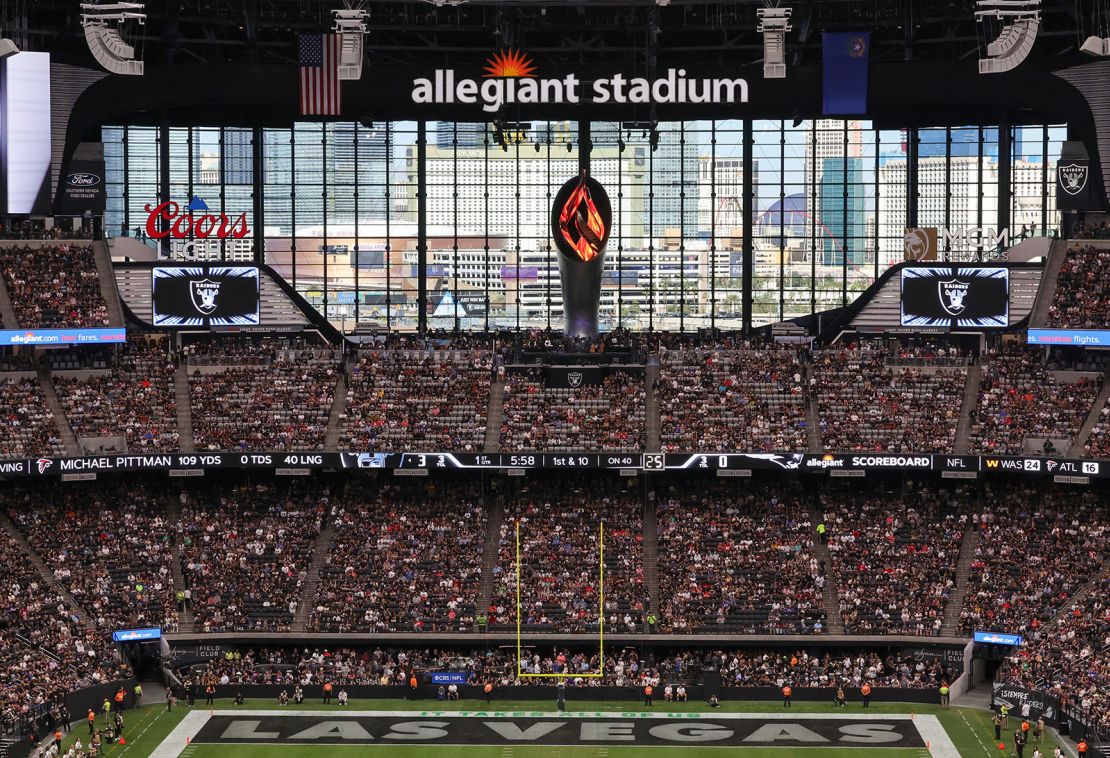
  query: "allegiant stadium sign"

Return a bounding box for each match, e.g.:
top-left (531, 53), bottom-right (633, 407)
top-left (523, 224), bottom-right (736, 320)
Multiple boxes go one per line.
top-left (412, 49), bottom-right (748, 113)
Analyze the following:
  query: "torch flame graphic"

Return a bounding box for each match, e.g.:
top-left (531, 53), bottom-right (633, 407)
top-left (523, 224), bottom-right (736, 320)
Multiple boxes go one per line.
top-left (558, 170), bottom-right (607, 262)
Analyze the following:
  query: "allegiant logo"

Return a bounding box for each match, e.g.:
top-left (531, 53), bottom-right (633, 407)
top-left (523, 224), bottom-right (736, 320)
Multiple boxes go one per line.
top-left (806, 455), bottom-right (844, 469)
top-left (412, 49), bottom-right (749, 113)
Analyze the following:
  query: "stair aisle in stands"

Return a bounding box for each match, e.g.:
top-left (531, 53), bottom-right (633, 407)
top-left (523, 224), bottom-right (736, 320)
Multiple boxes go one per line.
top-left (92, 239), bottom-right (126, 328)
top-left (645, 360), bottom-right (661, 452)
top-left (940, 523), bottom-right (981, 637)
top-left (0, 511), bottom-right (92, 628)
top-left (808, 508), bottom-right (846, 634)
top-left (484, 381), bottom-right (506, 453)
top-left (1028, 237), bottom-right (1070, 328)
top-left (803, 362), bottom-right (823, 452)
top-left (1068, 370), bottom-right (1110, 456)
top-left (0, 268), bottom-right (18, 329)
top-left (1040, 555), bottom-right (1110, 634)
top-left (294, 515), bottom-right (337, 631)
top-left (323, 369), bottom-right (348, 451)
top-left (165, 494), bottom-right (194, 633)
top-left (174, 363), bottom-right (196, 453)
top-left (954, 362), bottom-right (982, 454)
top-left (475, 494), bottom-right (506, 629)
top-left (36, 366), bottom-right (80, 455)
top-left (642, 488), bottom-right (660, 630)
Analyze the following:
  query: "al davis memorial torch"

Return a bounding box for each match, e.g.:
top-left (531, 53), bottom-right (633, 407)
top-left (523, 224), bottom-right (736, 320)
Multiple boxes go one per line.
top-left (551, 169), bottom-right (613, 339)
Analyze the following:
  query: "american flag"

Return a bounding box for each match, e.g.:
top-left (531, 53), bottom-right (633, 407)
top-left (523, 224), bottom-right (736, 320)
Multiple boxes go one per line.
top-left (299, 34), bottom-right (341, 116)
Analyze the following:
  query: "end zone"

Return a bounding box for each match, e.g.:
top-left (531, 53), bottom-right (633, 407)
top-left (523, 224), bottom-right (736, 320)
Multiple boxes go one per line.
top-left (151, 710), bottom-right (959, 756)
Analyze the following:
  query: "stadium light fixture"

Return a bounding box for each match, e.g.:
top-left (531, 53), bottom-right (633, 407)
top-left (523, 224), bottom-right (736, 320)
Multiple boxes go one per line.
top-left (975, 0), bottom-right (1040, 74)
top-left (332, 8), bottom-right (369, 81)
top-left (80, 1), bottom-right (146, 76)
top-left (757, 6), bottom-right (792, 79)
top-left (0, 38), bottom-right (19, 59)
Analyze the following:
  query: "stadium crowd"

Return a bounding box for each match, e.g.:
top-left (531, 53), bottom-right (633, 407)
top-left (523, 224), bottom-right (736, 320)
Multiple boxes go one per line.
top-left (0, 244), bottom-right (110, 328)
top-left (1047, 244), bottom-right (1110, 329)
top-left (1073, 221), bottom-right (1110, 240)
top-left (959, 485), bottom-right (1109, 637)
top-left (822, 486), bottom-right (966, 636)
top-left (517, 326), bottom-right (638, 357)
top-left (490, 480), bottom-right (646, 632)
top-left (309, 481), bottom-right (485, 633)
top-left (180, 484), bottom-right (324, 632)
top-left (0, 377), bottom-right (65, 457)
top-left (1083, 398), bottom-right (1110, 459)
top-left (180, 335), bottom-right (325, 364)
top-left (340, 350), bottom-right (492, 452)
top-left (0, 223), bottom-right (92, 241)
top-left (656, 346), bottom-right (809, 452)
top-left (499, 370), bottom-right (646, 451)
top-left (813, 344), bottom-right (966, 453)
top-left (713, 649), bottom-right (954, 689)
top-left (999, 569), bottom-right (1110, 728)
top-left (969, 347), bottom-right (1101, 455)
top-left (0, 530), bottom-right (126, 737)
top-left (656, 482), bottom-right (826, 634)
top-left (53, 338), bottom-right (179, 452)
top-left (175, 644), bottom-right (953, 691)
top-left (189, 350), bottom-right (340, 451)
top-left (5, 484), bottom-right (179, 635)
top-left (180, 645), bottom-right (658, 688)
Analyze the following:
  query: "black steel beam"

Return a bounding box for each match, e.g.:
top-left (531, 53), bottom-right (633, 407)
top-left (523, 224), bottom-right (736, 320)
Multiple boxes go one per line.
top-left (417, 120), bottom-right (428, 334)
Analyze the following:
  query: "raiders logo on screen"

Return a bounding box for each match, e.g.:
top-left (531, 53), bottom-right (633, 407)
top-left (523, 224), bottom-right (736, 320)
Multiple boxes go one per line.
top-left (938, 279), bottom-right (970, 316)
top-left (152, 266), bottom-right (260, 327)
top-left (901, 266), bottom-right (1008, 328)
top-left (190, 279), bottom-right (221, 314)
top-left (1058, 163), bottom-right (1089, 196)
top-left (567, 371), bottom-right (584, 388)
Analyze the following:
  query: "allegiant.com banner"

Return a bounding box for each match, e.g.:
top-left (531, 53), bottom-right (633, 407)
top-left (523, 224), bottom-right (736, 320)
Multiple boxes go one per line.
top-left (1027, 328), bottom-right (1110, 346)
top-left (0, 328), bottom-right (126, 346)
top-left (974, 631), bottom-right (1022, 646)
top-left (112, 627), bottom-right (162, 643)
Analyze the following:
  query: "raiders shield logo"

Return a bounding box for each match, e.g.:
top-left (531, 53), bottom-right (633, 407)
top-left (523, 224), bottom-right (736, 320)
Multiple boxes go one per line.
top-left (1058, 163), bottom-right (1088, 196)
top-left (190, 279), bottom-right (221, 314)
top-left (567, 371), bottom-right (584, 388)
top-left (938, 279), bottom-right (970, 316)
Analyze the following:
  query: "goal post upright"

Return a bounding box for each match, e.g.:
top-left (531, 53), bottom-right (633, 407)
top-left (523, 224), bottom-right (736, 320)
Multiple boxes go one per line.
top-left (515, 518), bottom-right (605, 678)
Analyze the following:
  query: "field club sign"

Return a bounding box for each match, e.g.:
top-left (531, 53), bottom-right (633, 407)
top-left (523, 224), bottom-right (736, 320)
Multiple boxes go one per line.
top-left (412, 49), bottom-right (749, 113)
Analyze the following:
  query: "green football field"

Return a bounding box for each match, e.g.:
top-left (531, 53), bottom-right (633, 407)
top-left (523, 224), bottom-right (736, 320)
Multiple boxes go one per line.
top-left (64, 697), bottom-right (1061, 758)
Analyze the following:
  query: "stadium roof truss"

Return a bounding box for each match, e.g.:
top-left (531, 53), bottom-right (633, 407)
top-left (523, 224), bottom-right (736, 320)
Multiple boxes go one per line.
top-left (0, 0), bottom-right (1099, 70)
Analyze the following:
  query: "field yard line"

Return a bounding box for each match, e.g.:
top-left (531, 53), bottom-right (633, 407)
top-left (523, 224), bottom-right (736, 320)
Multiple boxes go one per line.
top-left (149, 710), bottom-right (212, 758)
top-left (913, 715), bottom-right (959, 758)
top-left (957, 708), bottom-right (992, 756)
top-left (118, 708), bottom-right (166, 756)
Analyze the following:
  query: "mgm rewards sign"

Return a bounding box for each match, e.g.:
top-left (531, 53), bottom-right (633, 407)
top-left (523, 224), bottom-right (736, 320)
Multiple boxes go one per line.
top-left (412, 49), bottom-right (749, 113)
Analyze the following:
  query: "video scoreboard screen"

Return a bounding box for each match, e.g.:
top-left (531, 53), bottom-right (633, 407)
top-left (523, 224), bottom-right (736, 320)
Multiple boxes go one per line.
top-left (152, 266), bottom-right (260, 327)
top-left (900, 266), bottom-right (1009, 328)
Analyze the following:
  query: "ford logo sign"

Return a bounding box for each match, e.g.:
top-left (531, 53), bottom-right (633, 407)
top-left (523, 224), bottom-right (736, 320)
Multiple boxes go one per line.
top-left (66, 173), bottom-right (101, 186)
